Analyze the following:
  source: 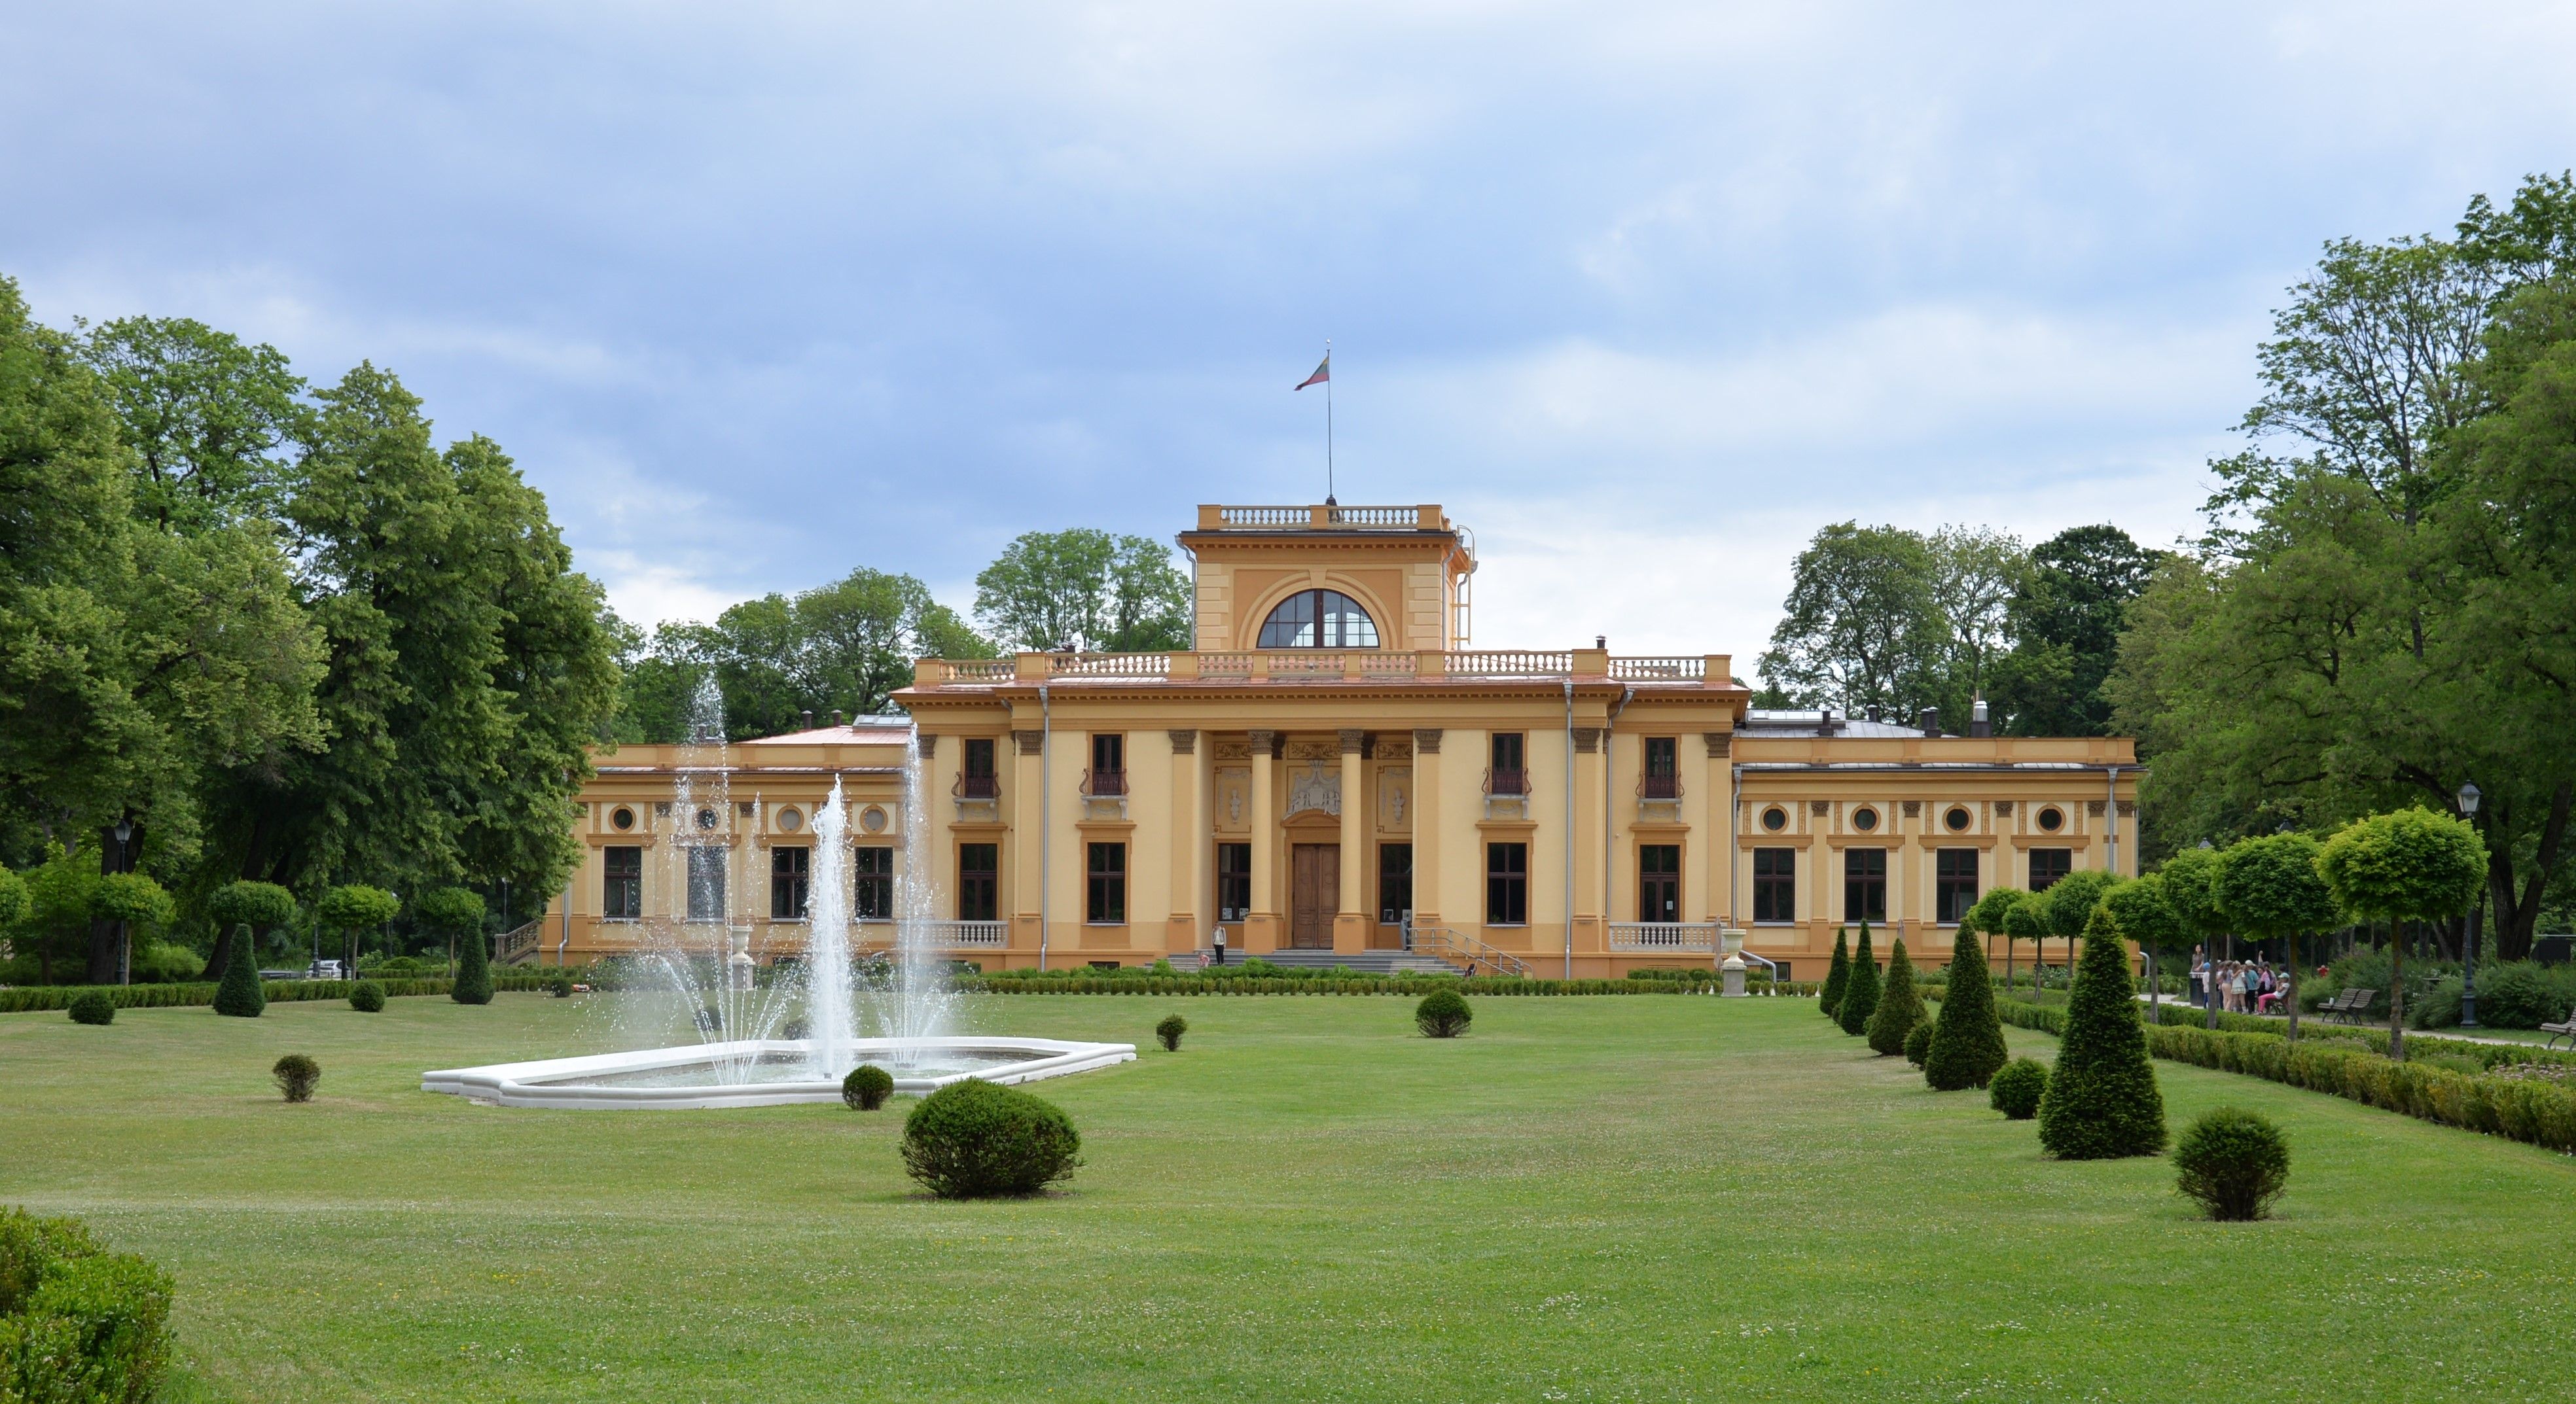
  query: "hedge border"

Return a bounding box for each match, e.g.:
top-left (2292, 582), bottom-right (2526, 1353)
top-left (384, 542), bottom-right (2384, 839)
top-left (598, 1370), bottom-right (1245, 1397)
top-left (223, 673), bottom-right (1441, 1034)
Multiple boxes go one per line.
top-left (1995, 996), bottom-right (2576, 1155)
top-left (963, 974), bottom-right (1826, 998)
top-left (0, 974), bottom-right (558, 1015)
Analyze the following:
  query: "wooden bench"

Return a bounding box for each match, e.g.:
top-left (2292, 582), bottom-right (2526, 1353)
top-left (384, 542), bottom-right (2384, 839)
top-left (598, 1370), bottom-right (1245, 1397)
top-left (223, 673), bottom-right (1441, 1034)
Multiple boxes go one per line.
top-left (2543, 1015), bottom-right (2576, 1050)
top-left (2323, 987), bottom-right (2379, 1024)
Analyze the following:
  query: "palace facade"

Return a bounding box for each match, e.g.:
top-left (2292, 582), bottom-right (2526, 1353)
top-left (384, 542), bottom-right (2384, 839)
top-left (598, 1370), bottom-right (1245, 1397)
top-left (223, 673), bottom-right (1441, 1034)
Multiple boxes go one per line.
top-left (529, 503), bottom-right (2139, 978)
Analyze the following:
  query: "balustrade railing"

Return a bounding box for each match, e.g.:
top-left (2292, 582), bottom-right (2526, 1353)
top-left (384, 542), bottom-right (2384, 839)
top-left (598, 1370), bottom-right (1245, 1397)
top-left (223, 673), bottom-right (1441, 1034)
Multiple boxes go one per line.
top-left (1608, 921), bottom-right (1721, 954)
top-left (946, 659), bottom-right (1015, 682)
top-left (1196, 651), bottom-right (1255, 678)
top-left (1448, 650), bottom-right (1573, 676)
top-left (1219, 505), bottom-right (1312, 525)
top-left (496, 917), bottom-right (547, 966)
top-left (868, 920), bottom-right (1007, 949)
top-left (1050, 652), bottom-right (1169, 676)
top-left (1609, 656), bottom-right (1704, 680)
top-left (1264, 652), bottom-right (1342, 678)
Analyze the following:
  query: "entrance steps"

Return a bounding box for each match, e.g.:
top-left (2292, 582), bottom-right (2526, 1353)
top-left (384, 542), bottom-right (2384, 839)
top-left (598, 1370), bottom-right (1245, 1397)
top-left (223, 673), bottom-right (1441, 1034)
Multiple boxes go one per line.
top-left (1179, 948), bottom-right (1463, 977)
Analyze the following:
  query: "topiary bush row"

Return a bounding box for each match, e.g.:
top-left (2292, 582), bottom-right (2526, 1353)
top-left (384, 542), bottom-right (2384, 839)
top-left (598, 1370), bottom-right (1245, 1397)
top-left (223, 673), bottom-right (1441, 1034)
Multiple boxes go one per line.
top-left (0, 1206), bottom-right (175, 1402)
top-left (964, 974), bottom-right (1822, 997)
top-left (0, 974), bottom-right (559, 1015)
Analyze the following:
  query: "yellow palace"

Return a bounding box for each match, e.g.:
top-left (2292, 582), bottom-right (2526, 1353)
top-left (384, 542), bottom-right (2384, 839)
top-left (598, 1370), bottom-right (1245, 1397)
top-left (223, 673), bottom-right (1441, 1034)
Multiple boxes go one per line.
top-left (529, 503), bottom-right (2139, 979)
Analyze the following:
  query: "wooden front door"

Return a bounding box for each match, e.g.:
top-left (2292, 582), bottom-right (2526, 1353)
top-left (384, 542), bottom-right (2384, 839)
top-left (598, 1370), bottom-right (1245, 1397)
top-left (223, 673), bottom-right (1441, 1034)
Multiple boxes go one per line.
top-left (1290, 844), bottom-right (1338, 949)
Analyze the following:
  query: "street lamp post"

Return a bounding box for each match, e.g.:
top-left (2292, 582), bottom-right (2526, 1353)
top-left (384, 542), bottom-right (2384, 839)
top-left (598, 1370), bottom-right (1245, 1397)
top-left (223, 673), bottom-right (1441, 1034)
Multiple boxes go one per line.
top-left (2200, 839), bottom-right (2219, 1032)
top-left (2460, 781), bottom-right (2482, 1028)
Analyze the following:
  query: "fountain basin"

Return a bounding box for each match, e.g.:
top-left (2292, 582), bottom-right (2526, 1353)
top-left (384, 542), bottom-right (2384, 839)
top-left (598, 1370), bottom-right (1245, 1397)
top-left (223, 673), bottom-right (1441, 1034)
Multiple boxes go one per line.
top-left (422, 1036), bottom-right (1135, 1110)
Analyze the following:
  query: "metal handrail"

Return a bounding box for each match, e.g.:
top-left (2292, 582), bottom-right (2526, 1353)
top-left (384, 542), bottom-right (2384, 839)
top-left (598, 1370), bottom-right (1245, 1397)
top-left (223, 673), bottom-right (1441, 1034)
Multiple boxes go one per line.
top-left (1638, 774), bottom-right (1683, 799)
top-left (1485, 766), bottom-right (1530, 797)
top-left (1401, 917), bottom-right (1533, 978)
top-left (953, 773), bottom-right (1001, 799)
top-left (1081, 768), bottom-right (1128, 797)
top-left (495, 917), bottom-right (547, 966)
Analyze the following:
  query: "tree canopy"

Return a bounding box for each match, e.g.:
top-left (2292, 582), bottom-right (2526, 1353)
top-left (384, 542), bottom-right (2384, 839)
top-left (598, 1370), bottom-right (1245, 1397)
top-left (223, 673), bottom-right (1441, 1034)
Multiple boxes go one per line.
top-left (974, 529), bottom-right (1191, 654)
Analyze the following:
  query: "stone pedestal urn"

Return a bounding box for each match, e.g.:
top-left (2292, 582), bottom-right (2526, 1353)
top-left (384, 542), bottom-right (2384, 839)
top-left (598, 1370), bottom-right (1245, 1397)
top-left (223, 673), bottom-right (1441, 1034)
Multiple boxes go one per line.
top-left (1719, 927), bottom-right (1749, 998)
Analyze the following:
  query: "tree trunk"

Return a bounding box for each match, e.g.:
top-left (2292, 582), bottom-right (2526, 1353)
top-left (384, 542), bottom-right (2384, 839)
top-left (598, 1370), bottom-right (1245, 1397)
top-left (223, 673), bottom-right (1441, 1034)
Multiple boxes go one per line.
top-left (2491, 781), bottom-right (2573, 962)
top-left (2388, 922), bottom-right (2406, 1061)
top-left (203, 925), bottom-right (232, 985)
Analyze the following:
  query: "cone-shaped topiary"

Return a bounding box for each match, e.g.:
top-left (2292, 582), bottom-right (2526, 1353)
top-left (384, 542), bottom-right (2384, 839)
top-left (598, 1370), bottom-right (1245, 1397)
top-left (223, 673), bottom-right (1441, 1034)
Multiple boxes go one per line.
top-left (1903, 1017), bottom-right (1935, 1067)
top-left (451, 917), bottom-right (494, 1006)
top-left (1865, 936), bottom-right (1923, 1055)
top-left (212, 926), bottom-right (266, 1018)
top-left (1819, 929), bottom-right (1851, 1018)
top-left (1836, 924), bottom-right (1879, 1036)
top-left (2036, 909), bottom-right (2167, 1159)
top-left (1924, 927), bottom-right (2007, 1090)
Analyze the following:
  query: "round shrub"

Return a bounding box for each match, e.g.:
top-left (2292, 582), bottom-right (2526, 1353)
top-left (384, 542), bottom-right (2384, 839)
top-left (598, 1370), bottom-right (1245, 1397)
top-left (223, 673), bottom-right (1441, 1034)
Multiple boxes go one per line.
top-left (348, 980), bottom-right (386, 1013)
top-left (900, 1079), bottom-right (1082, 1198)
top-left (1903, 1019), bottom-right (1935, 1068)
top-left (843, 1064), bottom-right (894, 1111)
top-left (548, 975), bottom-right (573, 999)
top-left (2174, 1108), bottom-right (2290, 1221)
top-left (66, 992), bottom-right (115, 1026)
top-left (1155, 1014), bottom-right (1188, 1051)
top-left (1416, 990), bottom-right (1472, 1038)
top-left (1989, 1057), bottom-right (2047, 1119)
top-left (272, 1053), bottom-right (321, 1103)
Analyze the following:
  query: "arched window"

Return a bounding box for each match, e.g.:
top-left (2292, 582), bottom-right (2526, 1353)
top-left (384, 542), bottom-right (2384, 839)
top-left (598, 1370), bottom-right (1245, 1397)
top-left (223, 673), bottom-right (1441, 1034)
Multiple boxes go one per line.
top-left (1257, 589), bottom-right (1379, 648)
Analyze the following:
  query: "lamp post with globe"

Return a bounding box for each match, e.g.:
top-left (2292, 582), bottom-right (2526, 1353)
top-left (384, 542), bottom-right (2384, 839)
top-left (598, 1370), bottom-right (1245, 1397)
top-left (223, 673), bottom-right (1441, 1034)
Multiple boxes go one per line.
top-left (2459, 781), bottom-right (2483, 1028)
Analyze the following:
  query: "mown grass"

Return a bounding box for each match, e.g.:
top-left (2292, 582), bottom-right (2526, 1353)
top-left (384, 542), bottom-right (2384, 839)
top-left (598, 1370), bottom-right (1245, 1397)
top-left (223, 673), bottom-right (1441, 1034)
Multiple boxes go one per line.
top-left (3, 991), bottom-right (2572, 1401)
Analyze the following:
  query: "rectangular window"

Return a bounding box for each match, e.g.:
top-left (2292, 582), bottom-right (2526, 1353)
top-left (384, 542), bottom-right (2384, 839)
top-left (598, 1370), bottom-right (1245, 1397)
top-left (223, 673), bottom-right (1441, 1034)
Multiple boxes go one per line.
top-left (1844, 847), bottom-right (1887, 924)
top-left (1486, 842), bottom-right (1529, 926)
top-left (1753, 847), bottom-right (1795, 923)
top-left (1216, 843), bottom-right (1252, 922)
top-left (957, 843), bottom-right (998, 922)
top-left (770, 845), bottom-right (810, 920)
top-left (603, 845), bottom-right (641, 919)
top-left (854, 845), bottom-right (894, 921)
top-left (1378, 843), bottom-right (1412, 924)
top-left (687, 847), bottom-right (727, 922)
top-left (1642, 737), bottom-right (1680, 799)
top-left (1086, 842), bottom-right (1126, 923)
top-left (960, 737), bottom-right (999, 798)
top-left (1088, 733), bottom-right (1126, 796)
top-left (1639, 843), bottom-right (1681, 922)
top-left (1937, 848), bottom-right (1980, 924)
top-left (2029, 847), bottom-right (2072, 893)
top-left (1490, 732), bottom-right (1528, 796)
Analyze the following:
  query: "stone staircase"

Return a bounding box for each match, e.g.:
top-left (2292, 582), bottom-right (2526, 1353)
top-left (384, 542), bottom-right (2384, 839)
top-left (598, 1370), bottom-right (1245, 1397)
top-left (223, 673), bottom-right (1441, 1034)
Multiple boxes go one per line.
top-left (1175, 947), bottom-right (1463, 977)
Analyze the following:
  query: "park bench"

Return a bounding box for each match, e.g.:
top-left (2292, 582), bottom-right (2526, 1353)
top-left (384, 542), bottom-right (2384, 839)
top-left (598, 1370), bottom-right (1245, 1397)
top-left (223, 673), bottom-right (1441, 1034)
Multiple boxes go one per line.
top-left (2542, 1015), bottom-right (2576, 1050)
top-left (2323, 987), bottom-right (2379, 1024)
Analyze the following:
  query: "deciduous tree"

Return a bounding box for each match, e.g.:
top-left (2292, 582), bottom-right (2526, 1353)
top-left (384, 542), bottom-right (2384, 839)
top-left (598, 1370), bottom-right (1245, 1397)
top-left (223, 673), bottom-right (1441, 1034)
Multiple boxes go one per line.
top-left (2317, 808), bottom-right (2485, 1057)
top-left (2213, 832), bottom-right (2339, 1038)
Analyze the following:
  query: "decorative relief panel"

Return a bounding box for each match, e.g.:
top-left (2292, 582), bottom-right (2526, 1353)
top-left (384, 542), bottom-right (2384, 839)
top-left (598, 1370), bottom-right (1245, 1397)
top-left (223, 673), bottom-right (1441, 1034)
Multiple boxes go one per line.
top-left (1214, 739), bottom-right (1253, 762)
top-left (1216, 768), bottom-right (1250, 831)
top-left (1284, 759), bottom-right (1341, 817)
top-left (1285, 739), bottom-right (1340, 762)
top-left (1378, 767), bottom-right (1412, 830)
top-left (1376, 737), bottom-right (1412, 762)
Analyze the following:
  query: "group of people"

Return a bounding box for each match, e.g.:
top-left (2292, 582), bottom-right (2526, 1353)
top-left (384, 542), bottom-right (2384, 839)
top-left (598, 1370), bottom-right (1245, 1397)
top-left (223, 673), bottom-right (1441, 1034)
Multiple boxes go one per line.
top-left (2190, 947), bottom-right (2286, 1014)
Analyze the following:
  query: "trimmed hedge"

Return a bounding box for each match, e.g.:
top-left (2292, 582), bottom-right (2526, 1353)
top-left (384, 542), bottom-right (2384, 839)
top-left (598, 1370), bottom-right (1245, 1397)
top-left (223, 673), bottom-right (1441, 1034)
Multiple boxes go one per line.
top-left (1, 974), bottom-right (559, 1015)
top-left (0, 1206), bottom-right (174, 1403)
top-left (1999, 996), bottom-right (2576, 1155)
top-left (963, 974), bottom-right (1823, 998)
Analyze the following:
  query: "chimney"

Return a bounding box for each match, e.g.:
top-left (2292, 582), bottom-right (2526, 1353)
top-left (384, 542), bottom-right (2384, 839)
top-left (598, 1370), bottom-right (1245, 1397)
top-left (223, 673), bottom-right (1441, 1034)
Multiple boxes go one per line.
top-left (1917, 707), bottom-right (1940, 737)
top-left (1865, 705), bottom-right (1882, 724)
top-left (1596, 635), bottom-right (1607, 650)
top-left (801, 709), bottom-right (815, 731)
top-left (1971, 697), bottom-right (1992, 739)
top-left (1819, 707), bottom-right (1836, 733)
top-left (831, 709), bottom-right (846, 728)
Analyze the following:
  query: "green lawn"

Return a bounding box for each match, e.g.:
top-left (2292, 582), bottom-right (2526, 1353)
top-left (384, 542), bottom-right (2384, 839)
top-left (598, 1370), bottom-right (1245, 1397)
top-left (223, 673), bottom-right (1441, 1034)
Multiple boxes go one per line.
top-left (4, 991), bottom-right (2571, 1402)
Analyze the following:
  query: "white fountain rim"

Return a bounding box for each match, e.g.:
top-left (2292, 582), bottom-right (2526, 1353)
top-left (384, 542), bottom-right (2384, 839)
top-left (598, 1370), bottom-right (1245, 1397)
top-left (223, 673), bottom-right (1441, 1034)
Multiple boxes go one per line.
top-left (421, 1036), bottom-right (1136, 1110)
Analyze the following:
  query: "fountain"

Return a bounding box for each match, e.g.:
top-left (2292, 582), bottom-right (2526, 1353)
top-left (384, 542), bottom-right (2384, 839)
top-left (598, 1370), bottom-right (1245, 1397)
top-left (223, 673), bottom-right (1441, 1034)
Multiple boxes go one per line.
top-left (423, 683), bottom-right (1131, 1109)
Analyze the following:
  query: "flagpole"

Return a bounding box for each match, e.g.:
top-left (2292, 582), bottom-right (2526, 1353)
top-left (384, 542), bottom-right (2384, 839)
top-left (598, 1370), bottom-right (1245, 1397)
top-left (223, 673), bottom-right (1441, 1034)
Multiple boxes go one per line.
top-left (1325, 340), bottom-right (1334, 504)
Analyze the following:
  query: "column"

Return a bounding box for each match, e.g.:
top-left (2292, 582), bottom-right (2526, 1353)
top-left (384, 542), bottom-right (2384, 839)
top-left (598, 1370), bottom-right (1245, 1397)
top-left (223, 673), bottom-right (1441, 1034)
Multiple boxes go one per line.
top-left (1166, 729), bottom-right (1200, 953)
top-left (1412, 729), bottom-right (1442, 932)
top-left (1245, 729), bottom-right (1279, 953)
top-left (1705, 733), bottom-right (1732, 924)
top-left (1012, 727), bottom-right (1046, 960)
top-left (1572, 726), bottom-right (1604, 971)
top-left (1334, 728), bottom-right (1367, 953)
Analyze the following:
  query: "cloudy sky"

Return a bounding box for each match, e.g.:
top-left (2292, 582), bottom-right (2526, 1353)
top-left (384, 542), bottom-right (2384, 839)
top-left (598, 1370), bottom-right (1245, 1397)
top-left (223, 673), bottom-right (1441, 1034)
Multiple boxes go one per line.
top-left (7, 3), bottom-right (2575, 657)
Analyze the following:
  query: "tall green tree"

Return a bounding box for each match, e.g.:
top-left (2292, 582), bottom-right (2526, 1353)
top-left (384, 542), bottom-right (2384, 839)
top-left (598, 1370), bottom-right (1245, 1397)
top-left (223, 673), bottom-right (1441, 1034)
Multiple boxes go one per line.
top-left (1925, 525), bottom-right (2028, 718)
top-left (2317, 808), bottom-right (2485, 1056)
top-left (974, 529), bottom-right (1190, 654)
top-left (1756, 523), bottom-right (1948, 718)
top-left (2041, 869), bottom-right (2122, 985)
top-left (2103, 875), bottom-right (2185, 1017)
top-left (2111, 175), bottom-right (2576, 957)
top-left (1989, 525), bottom-right (2162, 736)
top-left (1924, 926), bottom-right (2009, 1090)
top-left (78, 316), bottom-right (308, 533)
top-left (1967, 885), bottom-right (2031, 989)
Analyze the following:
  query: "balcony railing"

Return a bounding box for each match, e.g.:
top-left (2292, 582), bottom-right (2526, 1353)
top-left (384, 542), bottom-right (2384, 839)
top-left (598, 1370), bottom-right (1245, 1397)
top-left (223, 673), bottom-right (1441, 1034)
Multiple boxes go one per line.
top-left (1081, 769), bottom-right (1128, 798)
top-left (1486, 767), bottom-right (1530, 797)
top-left (1205, 504), bottom-right (1444, 529)
top-left (953, 773), bottom-right (1001, 800)
top-left (892, 920), bottom-right (1008, 949)
top-left (913, 649), bottom-right (1735, 688)
top-left (1608, 922), bottom-right (1721, 954)
top-left (1639, 774), bottom-right (1683, 800)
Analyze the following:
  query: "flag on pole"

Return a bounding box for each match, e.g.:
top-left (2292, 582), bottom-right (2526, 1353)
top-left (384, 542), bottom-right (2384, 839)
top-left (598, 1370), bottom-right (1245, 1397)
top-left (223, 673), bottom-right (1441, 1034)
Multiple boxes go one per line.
top-left (1295, 353), bottom-right (1329, 391)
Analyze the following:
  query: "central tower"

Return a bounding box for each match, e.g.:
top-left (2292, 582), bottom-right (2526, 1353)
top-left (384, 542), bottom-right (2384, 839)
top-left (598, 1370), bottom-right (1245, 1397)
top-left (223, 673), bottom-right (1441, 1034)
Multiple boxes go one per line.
top-left (1176, 504), bottom-right (1475, 652)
